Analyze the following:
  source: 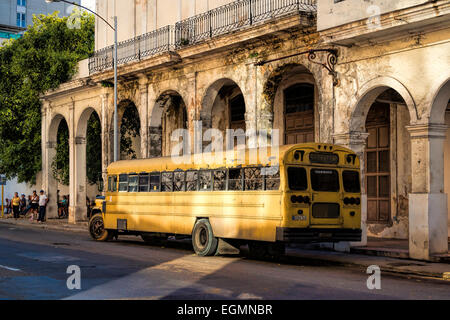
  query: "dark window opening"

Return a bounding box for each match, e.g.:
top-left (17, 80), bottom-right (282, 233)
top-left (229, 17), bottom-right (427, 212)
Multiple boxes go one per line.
top-left (343, 171), bottom-right (361, 193)
top-left (288, 167), bottom-right (307, 191)
top-left (311, 169), bottom-right (339, 192)
top-left (228, 168), bottom-right (243, 191)
top-left (230, 94), bottom-right (246, 122)
top-left (108, 175), bottom-right (118, 192)
top-left (284, 83), bottom-right (314, 114)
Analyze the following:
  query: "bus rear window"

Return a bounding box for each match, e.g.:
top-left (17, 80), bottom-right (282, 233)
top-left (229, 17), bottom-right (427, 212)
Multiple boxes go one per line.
top-left (288, 167), bottom-right (307, 191)
top-left (311, 169), bottom-right (339, 192)
top-left (343, 171), bottom-right (360, 193)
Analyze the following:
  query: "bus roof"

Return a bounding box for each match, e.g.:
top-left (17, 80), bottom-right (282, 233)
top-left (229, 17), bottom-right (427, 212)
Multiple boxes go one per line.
top-left (107, 143), bottom-right (357, 174)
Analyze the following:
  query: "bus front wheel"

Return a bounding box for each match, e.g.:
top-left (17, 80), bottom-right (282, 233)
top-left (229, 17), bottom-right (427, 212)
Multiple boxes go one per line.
top-left (89, 214), bottom-right (115, 242)
top-left (192, 219), bottom-right (218, 256)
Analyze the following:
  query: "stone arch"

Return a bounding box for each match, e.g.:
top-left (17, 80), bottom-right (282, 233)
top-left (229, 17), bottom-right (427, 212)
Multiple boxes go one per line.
top-left (348, 78), bottom-right (415, 238)
top-left (45, 113), bottom-right (70, 220)
top-left (350, 76), bottom-right (418, 132)
top-left (200, 78), bottom-right (247, 149)
top-left (429, 77), bottom-right (450, 124)
top-left (431, 77), bottom-right (450, 238)
top-left (149, 90), bottom-right (188, 157)
top-left (262, 63), bottom-right (321, 145)
top-left (74, 107), bottom-right (102, 221)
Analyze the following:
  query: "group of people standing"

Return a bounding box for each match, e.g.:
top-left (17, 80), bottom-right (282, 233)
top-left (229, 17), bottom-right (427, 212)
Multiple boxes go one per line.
top-left (4, 190), bottom-right (48, 223)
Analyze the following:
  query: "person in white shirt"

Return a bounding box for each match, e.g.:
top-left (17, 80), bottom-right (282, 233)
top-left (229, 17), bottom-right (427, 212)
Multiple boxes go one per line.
top-left (37, 190), bottom-right (49, 223)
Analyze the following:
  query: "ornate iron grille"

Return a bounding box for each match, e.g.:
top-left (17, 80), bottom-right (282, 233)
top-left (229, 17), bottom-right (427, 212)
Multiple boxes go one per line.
top-left (88, 26), bottom-right (175, 74)
top-left (175, 0), bottom-right (316, 48)
top-left (88, 0), bottom-right (316, 74)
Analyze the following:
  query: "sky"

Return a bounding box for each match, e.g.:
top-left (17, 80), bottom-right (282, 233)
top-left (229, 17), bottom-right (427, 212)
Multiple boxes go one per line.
top-left (81, 0), bottom-right (95, 12)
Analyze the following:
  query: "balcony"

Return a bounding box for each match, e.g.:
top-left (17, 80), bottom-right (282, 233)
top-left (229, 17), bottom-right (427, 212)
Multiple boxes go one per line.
top-left (88, 0), bottom-right (317, 74)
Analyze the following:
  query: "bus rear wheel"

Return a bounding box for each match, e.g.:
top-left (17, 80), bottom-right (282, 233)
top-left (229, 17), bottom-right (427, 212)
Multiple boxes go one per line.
top-left (192, 219), bottom-right (218, 256)
top-left (89, 214), bottom-right (115, 241)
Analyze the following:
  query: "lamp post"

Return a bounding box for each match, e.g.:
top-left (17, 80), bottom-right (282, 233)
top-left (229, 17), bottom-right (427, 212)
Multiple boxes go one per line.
top-left (45, 0), bottom-right (119, 162)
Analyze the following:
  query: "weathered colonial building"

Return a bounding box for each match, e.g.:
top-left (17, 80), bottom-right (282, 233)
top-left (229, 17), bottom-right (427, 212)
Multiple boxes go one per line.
top-left (41, 0), bottom-right (450, 260)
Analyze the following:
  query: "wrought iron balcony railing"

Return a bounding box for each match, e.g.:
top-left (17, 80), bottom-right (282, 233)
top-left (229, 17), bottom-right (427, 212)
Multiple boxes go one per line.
top-left (88, 0), bottom-right (316, 74)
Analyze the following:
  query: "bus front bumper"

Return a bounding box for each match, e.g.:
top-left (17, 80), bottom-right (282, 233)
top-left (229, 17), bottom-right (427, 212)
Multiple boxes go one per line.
top-left (276, 227), bottom-right (362, 243)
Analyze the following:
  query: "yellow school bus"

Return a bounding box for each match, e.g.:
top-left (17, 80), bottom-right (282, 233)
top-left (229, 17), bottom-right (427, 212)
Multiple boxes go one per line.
top-left (89, 143), bottom-right (362, 256)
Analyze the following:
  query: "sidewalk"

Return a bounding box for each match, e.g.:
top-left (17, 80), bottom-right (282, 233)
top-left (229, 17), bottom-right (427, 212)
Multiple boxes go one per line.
top-left (0, 216), bottom-right (449, 281)
top-left (0, 215), bottom-right (88, 233)
top-left (351, 237), bottom-right (450, 263)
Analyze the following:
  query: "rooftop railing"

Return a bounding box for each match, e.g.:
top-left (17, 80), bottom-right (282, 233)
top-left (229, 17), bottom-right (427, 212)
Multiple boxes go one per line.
top-left (88, 0), bottom-right (316, 74)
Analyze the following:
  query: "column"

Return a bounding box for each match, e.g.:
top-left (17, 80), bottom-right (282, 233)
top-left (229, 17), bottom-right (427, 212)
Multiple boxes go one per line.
top-left (101, 90), bottom-right (111, 185)
top-left (334, 132), bottom-right (369, 248)
top-left (407, 124), bottom-right (448, 260)
top-left (42, 102), bottom-right (58, 219)
top-left (138, 75), bottom-right (149, 159)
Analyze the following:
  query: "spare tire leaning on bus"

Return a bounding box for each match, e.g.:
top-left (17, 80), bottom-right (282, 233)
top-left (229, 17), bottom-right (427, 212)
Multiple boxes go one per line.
top-left (89, 214), bottom-right (117, 241)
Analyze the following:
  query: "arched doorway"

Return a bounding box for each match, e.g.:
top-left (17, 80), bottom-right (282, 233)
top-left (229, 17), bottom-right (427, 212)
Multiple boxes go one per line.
top-left (52, 118), bottom-right (70, 196)
top-left (149, 91), bottom-right (188, 157)
top-left (201, 79), bottom-right (246, 150)
top-left (110, 100), bottom-right (141, 161)
top-left (363, 89), bottom-right (411, 237)
top-left (284, 83), bottom-right (315, 144)
top-left (267, 64), bottom-right (319, 146)
top-left (45, 114), bottom-right (70, 219)
top-left (74, 107), bottom-right (102, 221)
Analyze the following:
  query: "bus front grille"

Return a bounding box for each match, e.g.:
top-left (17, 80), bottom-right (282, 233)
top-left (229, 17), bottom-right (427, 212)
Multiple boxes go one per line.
top-left (312, 203), bottom-right (340, 219)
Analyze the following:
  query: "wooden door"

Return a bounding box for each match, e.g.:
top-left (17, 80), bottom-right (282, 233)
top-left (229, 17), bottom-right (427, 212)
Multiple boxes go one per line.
top-left (365, 102), bottom-right (390, 223)
top-left (284, 83), bottom-right (315, 144)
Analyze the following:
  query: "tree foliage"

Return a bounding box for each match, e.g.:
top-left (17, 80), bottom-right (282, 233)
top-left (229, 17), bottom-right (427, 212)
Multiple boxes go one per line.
top-left (51, 119), bottom-right (69, 186)
top-left (120, 105), bottom-right (141, 160)
top-left (86, 112), bottom-right (102, 184)
top-left (0, 11), bottom-right (95, 184)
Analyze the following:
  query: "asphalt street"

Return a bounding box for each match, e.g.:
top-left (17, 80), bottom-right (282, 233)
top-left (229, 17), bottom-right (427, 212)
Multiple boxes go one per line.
top-left (0, 224), bottom-right (448, 300)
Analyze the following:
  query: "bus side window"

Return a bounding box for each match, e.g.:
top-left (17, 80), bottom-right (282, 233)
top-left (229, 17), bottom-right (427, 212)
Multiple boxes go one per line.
top-left (174, 171), bottom-right (185, 192)
top-left (118, 174), bottom-right (128, 192)
top-left (128, 175), bottom-right (139, 192)
top-left (150, 173), bottom-right (160, 192)
top-left (108, 176), bottom-right (113, 192)
top-left (214, 170), bottom-right (226, 191)
top-left (199, 171), bottom-right (212, 191)
top-left (186, 171), bottom-right (198, 191)
top-left (112, 175), bottom-right (117, 192)
top-left (162, 172), bottom-right (174, 192)
top-left (244, 167), bottom-right (263, 191)
top-left (228, 168), bottom-right (243, 191)
top-left (139, 173), bottom-right (149, 192)
top-left (264, 166), bottom-right (280, 191)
